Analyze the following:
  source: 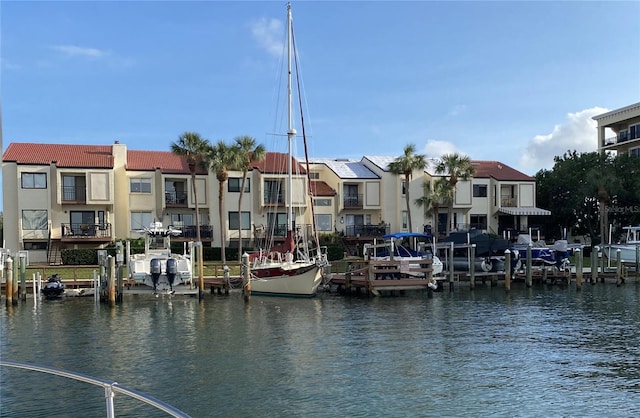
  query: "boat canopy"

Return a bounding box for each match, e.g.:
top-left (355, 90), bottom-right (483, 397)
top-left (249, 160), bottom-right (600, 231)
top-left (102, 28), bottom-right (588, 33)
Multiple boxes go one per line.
top-left (383, 232), bottom-right (434, 240)
top-left (498, 207), bottom-right (551, 216)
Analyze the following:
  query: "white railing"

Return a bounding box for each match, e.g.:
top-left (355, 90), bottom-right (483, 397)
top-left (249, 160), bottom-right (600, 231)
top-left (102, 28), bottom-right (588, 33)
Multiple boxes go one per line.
top-left (0, 360), bottom-right (191, 418)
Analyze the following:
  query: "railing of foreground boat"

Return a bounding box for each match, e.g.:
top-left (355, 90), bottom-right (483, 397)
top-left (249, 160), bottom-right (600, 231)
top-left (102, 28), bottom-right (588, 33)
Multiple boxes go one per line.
top-left (0, 359), bottom-right (191, 418)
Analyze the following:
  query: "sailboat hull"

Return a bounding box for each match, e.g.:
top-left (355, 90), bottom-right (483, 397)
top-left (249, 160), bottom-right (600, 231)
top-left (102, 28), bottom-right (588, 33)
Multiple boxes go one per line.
top-left (251, 263), bottom-right (322, 297)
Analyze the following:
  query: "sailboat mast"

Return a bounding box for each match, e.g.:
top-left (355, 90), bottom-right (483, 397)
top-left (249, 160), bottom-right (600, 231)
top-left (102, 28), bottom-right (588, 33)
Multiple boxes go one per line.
top-left (286, 2), bottom-right (295, 235)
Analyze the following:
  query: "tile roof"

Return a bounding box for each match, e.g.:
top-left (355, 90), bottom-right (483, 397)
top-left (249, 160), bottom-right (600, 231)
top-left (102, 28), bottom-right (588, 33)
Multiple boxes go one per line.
top-left (471, 161), bottom-right (533, 181)
top-left (310, 180), bottom-right (337, 196)
top-left (3, 143), bottom-right (114, 168)
top-left (127, 150), bottom-right (207, 174)
top-left (251, 152), bottom-right (307, 174)
top-left (309, 158), bottom-right (379, 179)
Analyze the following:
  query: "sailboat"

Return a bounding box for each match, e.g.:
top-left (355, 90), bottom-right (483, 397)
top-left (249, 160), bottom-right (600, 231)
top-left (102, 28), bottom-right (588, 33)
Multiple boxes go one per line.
top-left (249, 3), bottom-right (328, 297)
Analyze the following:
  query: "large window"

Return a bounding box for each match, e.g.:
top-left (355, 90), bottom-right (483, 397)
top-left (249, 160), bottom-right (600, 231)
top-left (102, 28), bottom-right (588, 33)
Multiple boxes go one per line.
top-left (401, 211), bottom-right (408, 230)
top-left (21, 173), bottom-right (47, 189)
top-left (228, 178), bottom-right (250, 193)
top-left (62, 175), bottom-right (86, 201)
top-left (315, 214), bottom-right (332, 231)
top-left (131, 212), bottom-right (153, 231)
top-left (229, 212), bottom-right (251, 230)
top-left (470, 215), bottom-right (487, 230)
top-left (130, 178), bottom-right (152, 193)
top-left (264, 180), bottom-right (282, 204)
top-left (22, 210), bottom-right (48, 230)
top-left (473, 184), bottom-right (487, 197)
top-left (170, 213), bottom-right (194, 228)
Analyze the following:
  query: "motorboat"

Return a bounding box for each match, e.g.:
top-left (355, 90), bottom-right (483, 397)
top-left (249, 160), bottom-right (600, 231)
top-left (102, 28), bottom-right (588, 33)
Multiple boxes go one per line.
top-left (437, 229), bottom-right (513, 272)
top-left (599, 226), bottom-right (640, 264)
top-left (511, 234), bottom-right (571, 271)
top-left (364, 232), bottom-right (444, 277)
top-left (128, 222), bottom-right (192, 294)
top-left (42, 274), bottom-right (65, 298)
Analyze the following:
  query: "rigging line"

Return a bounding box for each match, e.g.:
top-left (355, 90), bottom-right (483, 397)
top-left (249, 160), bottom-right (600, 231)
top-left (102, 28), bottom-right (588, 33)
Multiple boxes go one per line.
top-left (291, 23), bottom-right (321, 255)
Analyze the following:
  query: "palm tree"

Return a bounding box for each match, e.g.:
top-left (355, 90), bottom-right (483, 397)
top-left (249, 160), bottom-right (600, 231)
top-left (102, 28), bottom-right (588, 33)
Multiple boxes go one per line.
top-left (207, 140), bottom-right (241, 264)
top-left (415, 177), bottom-right (453, 241)
top-left (388, 144), bottom-right (427, 233)
top-left (435, 153), bottom-right (475, 234)
top-left (170, 131), bottom-right (210, 298)
top-left (233, 135), bottom-right (266, 261)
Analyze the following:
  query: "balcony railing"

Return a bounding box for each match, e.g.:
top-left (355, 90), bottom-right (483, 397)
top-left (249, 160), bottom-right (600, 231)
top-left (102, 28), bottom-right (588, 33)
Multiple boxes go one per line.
top-left (501, 195), bottom-right (517, 207)
top-left (178, 225), bottom-right (213, 240)
top-left (264, 193), bottom-right (284, 206)
top-left (61, 187), bottom-right (86, 203)
top-left (344, 224), bottom-right (388, 238)
top-left (343, 194), bottom-right (363, 208)
top-left (165, 191), bottom-right (188, 206)
top-left (61, 223), bottom-right (112, 239)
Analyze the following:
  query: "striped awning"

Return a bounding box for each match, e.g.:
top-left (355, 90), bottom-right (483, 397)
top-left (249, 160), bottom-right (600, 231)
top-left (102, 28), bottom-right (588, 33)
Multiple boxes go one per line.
top-left (498, 207), bottom-right (551, 216)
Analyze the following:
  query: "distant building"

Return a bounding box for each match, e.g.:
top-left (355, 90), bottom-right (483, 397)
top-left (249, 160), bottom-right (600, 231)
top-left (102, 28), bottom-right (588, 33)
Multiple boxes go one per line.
top-left (594, 102), bottom-right (640, 157)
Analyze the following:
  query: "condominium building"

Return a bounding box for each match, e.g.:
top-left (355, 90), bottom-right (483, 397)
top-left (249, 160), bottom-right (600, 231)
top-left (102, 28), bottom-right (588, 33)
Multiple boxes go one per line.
top-left (3, 141), bottom-right (550, 263)
top-left (594, 102), bottom-right (640, 157)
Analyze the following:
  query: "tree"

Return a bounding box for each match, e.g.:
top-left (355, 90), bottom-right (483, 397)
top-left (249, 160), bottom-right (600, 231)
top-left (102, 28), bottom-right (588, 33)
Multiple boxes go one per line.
top-left (207, 140), bottom-right (241, 264)
top-left (233, 135), bottom-right (266, 261)
top-left (415, 177), bottom-right (453, 241)
top-left (170, 131), bottom-right (210, 298)
top-left (435, 153), bottom-right (475, 234)
top-left (388, 144), bottom-right (427, 233)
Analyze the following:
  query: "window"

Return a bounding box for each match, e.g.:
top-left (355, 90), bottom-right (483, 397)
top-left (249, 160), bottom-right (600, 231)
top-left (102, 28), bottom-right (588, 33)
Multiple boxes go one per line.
top-left (470, 215), bottom-right (487, 230)
top-left (24, 241), bottom-right (48, 250)
top-left (264, 180), bottom-right (282, 204)
top-left (309, 172), bottom-right (320, 179)
top-left (21, 173), bottom-right (47, 189)
top-left (170, 213), bottom-right (194, 228)
top-left (630, 147), bottom-right (640, 158)
top-left (630, 124), bottom-right (640, 140)
top-left (131, 212), bottom-right (153, 231)
top-left (22, 210), bottom-right (48, 230)
top-left (62, 175), bottom-right (86, 201)
top-left (402, 211), bottom-right (408, 230)
top-left (130, 178), bottom-right (152, 193)
top-left (315, 214), bottom-right (332, 231)
top-left (229, 211), bottom-right (251, 230)
top-left (313, 198), bottom-right (332, 206)
top-left (228, 177), bottom-right (250, 193)
top-left (401, 180), bottom-right (407, 195)
top-left (473, 184), bottom-right (487, 197)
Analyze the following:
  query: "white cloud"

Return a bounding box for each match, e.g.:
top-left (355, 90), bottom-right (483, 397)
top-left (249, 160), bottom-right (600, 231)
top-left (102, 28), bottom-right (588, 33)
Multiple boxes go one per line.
top-left (519, 107), bottom-right (608, 172)
top-left (250, 18), bottom-right (284, 57)
top-left (422, 139), bottom-right (465, 159)
top-left (50, 45), bottom-right (108, 58)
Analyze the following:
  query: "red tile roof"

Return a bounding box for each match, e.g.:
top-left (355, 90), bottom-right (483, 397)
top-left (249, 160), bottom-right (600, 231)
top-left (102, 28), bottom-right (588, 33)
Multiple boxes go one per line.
top-left (471, 161), bottom-right (533, 181)
top-left (127, 150), bottom-right (207, 174)
top-left (251, 152), bottom-right (307, 174)
top-left (310, 180), bottom-right (337, 196)
top-left (3, 143), bottom-right (114, 168)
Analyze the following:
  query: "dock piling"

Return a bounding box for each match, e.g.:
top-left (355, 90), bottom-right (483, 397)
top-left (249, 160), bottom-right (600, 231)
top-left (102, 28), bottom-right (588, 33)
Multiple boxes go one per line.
top-left (616, 249), bottom-right (623, 287)
top-left (469, 245), bottom-right (476, 290)
top-left (504, 250), bottom-right (511, 293)
top-left (575, 249), bottom-right (582, 291)
top-left (6, 257), bottom-right (13, 306)
top-left (526, 245), bottom-right (532, 288)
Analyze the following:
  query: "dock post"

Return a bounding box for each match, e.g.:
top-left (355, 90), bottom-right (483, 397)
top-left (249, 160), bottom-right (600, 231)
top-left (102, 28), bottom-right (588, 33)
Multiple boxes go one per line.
top-left (198, 242), bottom-right (205, 301)
top-left (242, 252), bottom-right (251, 301)
top-left (504, 250), bottom-right (511, 293)
top-left (526, 245), bottom-right (532, 288)
top-left (469, 244), bottom-right (476, 290)
top-left (108, 256), bottom-right (116, 307)
top-left (599, 249), bottom-right (605, 283)
top-left (616, 249), bottom-right (623, 287)
top-left (590, 249), bottom-right (597, 284)
top-left (19, 254), bottom-right (27, 301)
top-left (223, 265), bottom-right (230, 295)
top-left (116, 242), bottom-right (124, 304)
top-left (12, 255), bottom-right (19, 303)
top-left (93, 270), bottom-right (99, 303)
top-left (32, 273), bottom-right (37, 302)
top-left (636, 244), bottom-right (640, 280)
top-left (449, 242), bottom-right (455, 292)
top-left (575, 248), bottom-right (582, 291)
top-left (5, 257), bottom-right (13, 306)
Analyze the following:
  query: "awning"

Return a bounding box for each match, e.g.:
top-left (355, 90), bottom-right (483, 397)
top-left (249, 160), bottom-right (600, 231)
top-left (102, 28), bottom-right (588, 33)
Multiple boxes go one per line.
top-left (498, 207), bottom-right (551, 216)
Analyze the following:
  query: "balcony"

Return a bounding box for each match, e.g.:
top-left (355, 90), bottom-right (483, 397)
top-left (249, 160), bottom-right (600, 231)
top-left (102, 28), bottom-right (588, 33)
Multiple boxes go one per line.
top-left (501, 195), bottom-right (517, 207)
top-left (61, 223), bottom-right (112, 241)
top-left (175, 225), bottom-right (214, 241)
top-left (343, 194), bottom-right (363, 209)
top-left (165, 191), bottom-right (188, 207)
top-left (263, 193), bottom-right (284, 207)
top-left (61, 187), bottom-right (86, 204)
top-left (344, 224), bottom-right (388, 238)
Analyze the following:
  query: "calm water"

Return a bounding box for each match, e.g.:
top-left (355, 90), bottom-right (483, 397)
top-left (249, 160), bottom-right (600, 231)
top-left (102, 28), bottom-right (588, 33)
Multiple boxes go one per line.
top-left (2, 282), bottom-right (640, 417)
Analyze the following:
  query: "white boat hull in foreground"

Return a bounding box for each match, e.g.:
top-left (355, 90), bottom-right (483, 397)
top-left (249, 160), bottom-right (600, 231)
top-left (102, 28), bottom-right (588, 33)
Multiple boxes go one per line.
top-left (250, 261), bottom-right (323, 297)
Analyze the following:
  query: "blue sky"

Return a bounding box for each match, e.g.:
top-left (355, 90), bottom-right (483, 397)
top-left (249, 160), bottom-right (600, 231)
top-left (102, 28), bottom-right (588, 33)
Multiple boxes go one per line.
top-left (2, 1), bottom-right (639, 212)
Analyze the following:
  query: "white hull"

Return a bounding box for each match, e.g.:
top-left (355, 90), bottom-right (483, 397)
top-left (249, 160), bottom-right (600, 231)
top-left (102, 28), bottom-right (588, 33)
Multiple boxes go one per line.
top-left (370, 255), bottom-right (444, 277)
top-left (130, 252), bottom-right (192, 292)
top-left (251, 262), bottom-right (323, 297)
top-left (601, 244), bottom-right (639, 264)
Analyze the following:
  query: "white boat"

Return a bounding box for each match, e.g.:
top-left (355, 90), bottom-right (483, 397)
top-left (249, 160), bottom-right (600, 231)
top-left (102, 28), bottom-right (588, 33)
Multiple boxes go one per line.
top-left (249, 3), bottom-right (328, 297)
top-left (600, 226), bottom-right (640, 264)
top-left (364, 232), bottom-right (444, 277)
top-left (129, 222), bottom-right (193, 294)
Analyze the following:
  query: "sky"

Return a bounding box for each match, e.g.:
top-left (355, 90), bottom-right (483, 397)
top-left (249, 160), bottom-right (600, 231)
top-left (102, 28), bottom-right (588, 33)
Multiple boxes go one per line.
top-left (2, 1), bottom-right (640, 212)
